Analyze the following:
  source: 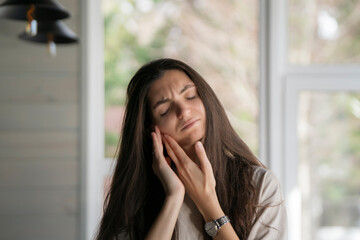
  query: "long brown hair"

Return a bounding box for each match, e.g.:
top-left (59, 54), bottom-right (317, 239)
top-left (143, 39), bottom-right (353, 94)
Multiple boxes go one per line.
top-left (96, 58), bottom-right (264, 240)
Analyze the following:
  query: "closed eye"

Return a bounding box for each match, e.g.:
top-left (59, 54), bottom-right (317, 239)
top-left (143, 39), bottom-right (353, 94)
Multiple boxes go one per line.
top-left (186, 95), bottom-right (196, 100)
top-left (160, 109), bottom-right (169, 117)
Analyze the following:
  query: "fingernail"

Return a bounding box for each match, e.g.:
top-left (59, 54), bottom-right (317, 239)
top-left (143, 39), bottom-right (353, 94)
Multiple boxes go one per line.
top-left (195, 141), bottom-right (202, 149)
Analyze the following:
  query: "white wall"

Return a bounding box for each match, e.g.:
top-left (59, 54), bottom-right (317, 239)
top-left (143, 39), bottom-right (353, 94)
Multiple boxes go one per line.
top-left (0, 1), bottom-right (82, 239)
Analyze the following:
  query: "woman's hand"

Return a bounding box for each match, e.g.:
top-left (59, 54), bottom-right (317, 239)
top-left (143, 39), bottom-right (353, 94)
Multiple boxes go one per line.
top-left (151, 126), bottom-right (185, 198)
top-left (151, 133), bottom-right (239, 240)
top-left (162, 134), bottom-right (224, 222)
top-left (146, 126), bottom-right (185, 240)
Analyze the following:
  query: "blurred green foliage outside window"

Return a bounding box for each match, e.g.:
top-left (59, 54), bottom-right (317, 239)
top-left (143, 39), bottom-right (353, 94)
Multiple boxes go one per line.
top-left (289, 0), bottom-right (360, 64)
top-left (103, 0), bottom-right (259, 158)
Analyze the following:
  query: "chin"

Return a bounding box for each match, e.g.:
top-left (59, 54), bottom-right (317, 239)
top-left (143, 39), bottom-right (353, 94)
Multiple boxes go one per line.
top-left (177, 132), bottom-right (205, 148)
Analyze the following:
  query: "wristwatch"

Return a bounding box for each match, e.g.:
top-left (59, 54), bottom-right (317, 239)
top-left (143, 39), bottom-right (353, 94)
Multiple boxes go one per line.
top-left (204, 215), bottom-right (230, 237)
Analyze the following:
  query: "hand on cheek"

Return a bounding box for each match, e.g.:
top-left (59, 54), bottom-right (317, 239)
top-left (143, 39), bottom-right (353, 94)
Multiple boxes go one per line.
top-left (151, 126), bottom-right (184, 198)
top-left (162, 134), bottom-right (222, 220)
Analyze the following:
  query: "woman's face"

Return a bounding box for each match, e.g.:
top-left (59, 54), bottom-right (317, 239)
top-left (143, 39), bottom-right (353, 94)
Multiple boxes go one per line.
top-left (147, 70), bottom-right (206, 149)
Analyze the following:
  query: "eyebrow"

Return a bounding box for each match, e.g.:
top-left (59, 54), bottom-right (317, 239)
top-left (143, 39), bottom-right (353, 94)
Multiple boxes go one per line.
top-left (152, 84), bottom-right (195, 110)
top-left (180, 84), bottom-right (195, 93)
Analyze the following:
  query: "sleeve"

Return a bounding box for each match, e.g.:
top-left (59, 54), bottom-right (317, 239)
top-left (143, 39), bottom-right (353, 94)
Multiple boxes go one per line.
top-left (247, 168), bottom-right (288, 240)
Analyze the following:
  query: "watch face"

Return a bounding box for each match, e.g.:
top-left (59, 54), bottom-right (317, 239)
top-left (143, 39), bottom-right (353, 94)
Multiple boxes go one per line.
top-left (205, 222), bottom-right (218, 237)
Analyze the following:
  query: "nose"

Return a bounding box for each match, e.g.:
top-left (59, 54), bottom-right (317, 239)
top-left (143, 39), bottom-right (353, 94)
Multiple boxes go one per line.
top-left (175, 101), bottom-right (190, 119)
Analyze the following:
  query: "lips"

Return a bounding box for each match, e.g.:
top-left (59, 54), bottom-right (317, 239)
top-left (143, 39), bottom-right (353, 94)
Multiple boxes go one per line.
top-left (181, 118), bottom-right (200, 131)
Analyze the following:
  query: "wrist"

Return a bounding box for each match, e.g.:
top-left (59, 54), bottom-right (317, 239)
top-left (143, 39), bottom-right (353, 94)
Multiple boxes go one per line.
top-left (202, 207), bottom-right (225, 222)
top-left (199, 197), bottom-right (225, 222)
top-left (165, 191), bottom-right (184, 207)
top-left (165, 183), bottom-right (185, 199)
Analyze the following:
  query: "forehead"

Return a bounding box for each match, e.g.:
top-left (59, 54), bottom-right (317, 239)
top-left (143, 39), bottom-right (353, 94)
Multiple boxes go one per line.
top-left (147, 70), bottom-right (194, 98)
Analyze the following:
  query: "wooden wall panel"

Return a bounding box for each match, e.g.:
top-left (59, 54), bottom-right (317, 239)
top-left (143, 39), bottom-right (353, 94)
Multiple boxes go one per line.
top-left (0, 188), bottom-right (77, 215)
top-left (0, 104), bottom-right (78, 130)
top-left (0, 215), bottom-right (77, 240)
top-left (0, 161), bottom-right (78, 187)
top-left (0, 73), bottom-right (78, 103)
top-left (0, 0), bottom-right (82, 239)
top-left (0, 131), bottom-right (78, 159)
top-left (61, 0), bottom-right (79, 14)
top-left (0, 42), bottom-right (79, 73)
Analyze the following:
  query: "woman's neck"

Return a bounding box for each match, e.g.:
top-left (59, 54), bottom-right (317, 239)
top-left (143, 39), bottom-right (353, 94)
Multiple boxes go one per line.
top-left (182, 143), bottom-right (200, 165)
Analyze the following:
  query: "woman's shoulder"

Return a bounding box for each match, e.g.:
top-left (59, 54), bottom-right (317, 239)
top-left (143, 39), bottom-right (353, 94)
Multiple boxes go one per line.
top-left (248, 166), bottom-right (288, 239)
top-left (252, 165), bottom-right (279, 183)
top-left (252, 166), bottom-right (284, 205)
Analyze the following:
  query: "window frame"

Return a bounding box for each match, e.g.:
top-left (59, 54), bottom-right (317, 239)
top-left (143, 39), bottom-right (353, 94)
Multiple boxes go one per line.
top-left (81, 0), bottom-right (104, 239)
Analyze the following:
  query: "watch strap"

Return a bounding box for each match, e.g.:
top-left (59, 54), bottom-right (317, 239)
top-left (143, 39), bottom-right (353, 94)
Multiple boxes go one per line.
top-left (205, 215), bottom-right (230, 236)
top-left (216, 215), bottom-right (230, 227)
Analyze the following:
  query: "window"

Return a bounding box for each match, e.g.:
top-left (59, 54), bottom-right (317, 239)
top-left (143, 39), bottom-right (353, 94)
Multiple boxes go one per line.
top-left (288, 0), bottom-right (360, 64)
top-left (298, 92), bottom-right (360, 240)
top-left (268, 0), bottom-right (360, 239)
top-left (285, 1), bottom-right (360, 239)
top-left (285, 77), bottom-right (360, 240)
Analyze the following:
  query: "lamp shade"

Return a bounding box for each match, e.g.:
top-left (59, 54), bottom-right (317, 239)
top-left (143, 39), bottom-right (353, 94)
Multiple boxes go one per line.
top-left (0, 0), bottom-right (69, 21)
top-left (18, 20), bottom-right (78, 43)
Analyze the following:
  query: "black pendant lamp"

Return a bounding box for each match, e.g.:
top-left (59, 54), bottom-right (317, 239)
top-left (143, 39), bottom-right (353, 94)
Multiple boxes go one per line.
top-left (0, 0), bottom-right (70, 36)
top-left (0, 0), bottom-right (69, 20)
top-left (19, 20), bottom-right (78, 57)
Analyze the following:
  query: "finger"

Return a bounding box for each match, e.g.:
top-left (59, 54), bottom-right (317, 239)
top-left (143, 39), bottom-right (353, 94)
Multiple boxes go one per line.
top-left (195, 141), bottom-right (213, 174)
top-left (164, 134), bottom-right (190, 163)
top-left (154, 126), bottom-right (162, 144)
top-left (152, 132), bottom-right (164, 162)
top-left (162, 135), bottom-right (181, 167)
top-left (151, 132), bottom-right (157, 149)
top-left (154, 125), bottom-right (160, 136)
top-left (151, 132), bottom-right (160, 158)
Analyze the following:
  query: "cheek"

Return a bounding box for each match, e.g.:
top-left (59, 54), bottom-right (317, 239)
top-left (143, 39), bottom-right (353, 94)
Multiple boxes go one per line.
top-left (154, 117), bottom-right (174, 134)
top-left (196, 100), bottom-right (206, 118)
top-left (198, 102), bottom-right (207, 131)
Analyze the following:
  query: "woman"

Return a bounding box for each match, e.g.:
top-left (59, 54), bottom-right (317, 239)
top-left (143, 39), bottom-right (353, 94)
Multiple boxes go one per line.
top-left (97, 58), bottom-right (287, 240)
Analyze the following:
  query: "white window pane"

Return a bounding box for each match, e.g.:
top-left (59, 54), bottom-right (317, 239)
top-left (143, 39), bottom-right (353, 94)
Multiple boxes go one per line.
top-left (298, 92), bottom-right (360, 240)
top-left (103, 0), bottom-right (259, 158)
top-left (288, 0), bottom-right (360, 64)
